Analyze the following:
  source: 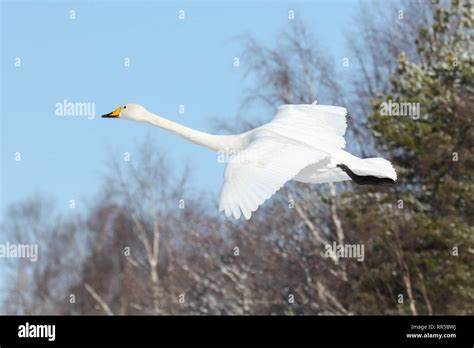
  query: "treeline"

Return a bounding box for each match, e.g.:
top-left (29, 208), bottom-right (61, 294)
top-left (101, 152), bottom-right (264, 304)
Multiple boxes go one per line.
top-left (2, 0), bottom-right (473, 315)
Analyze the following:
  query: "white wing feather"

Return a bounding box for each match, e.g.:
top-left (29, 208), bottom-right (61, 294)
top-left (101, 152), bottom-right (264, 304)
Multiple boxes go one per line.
top-left (219, 137), bottom-right (326, 219)
top-left (218, 104), bottom-right (348, 220)
top-left (270, 104), bottom-right (347, 149)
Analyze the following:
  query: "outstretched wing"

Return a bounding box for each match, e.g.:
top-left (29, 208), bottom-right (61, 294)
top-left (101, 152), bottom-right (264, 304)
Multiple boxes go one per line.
top-left (269, 104), bottom-right (347, 149)
top-left (218, 103), bottom-right (348, 220)
top-left (219, 135), bottom-right (327, 220)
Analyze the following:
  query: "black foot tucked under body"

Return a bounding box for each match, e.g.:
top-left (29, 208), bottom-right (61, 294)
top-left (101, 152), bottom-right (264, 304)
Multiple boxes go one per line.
top-left (337, 164), bottom-right (396, 186)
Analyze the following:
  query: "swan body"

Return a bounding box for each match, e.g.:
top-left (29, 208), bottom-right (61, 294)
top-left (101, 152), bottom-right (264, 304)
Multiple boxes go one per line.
top-left (102, 103), bottom-right (397, 220)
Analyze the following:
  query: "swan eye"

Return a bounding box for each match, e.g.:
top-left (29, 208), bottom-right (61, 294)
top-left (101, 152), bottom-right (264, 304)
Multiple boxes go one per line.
top-left (123, 105), bottom-right (127, 109)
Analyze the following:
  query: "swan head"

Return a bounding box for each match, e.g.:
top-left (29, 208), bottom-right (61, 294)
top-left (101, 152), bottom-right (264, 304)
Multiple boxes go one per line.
top-left (101, 103), bottom-right (149, 122)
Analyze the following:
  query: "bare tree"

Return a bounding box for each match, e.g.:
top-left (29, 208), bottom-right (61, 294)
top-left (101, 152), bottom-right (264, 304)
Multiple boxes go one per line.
top-left (345, 0), bottom-right (435, 155)
top-left (2, 195), bottom-right (85, 314)
top-left (2, 1), bottom-right (447, 316)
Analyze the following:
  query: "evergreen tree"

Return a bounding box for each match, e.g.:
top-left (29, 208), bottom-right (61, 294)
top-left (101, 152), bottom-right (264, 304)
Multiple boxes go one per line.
top-left (341, 0), bottom-right (474, 314)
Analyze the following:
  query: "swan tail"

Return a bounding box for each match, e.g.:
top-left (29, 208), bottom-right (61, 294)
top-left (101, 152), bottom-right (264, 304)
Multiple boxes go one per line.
top-left (337, 157), bottom-right (397, 186)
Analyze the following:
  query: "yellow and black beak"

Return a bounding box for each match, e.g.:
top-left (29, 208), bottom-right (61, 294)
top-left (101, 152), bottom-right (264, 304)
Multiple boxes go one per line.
top-left (102, 106), bottom-right (124, 118)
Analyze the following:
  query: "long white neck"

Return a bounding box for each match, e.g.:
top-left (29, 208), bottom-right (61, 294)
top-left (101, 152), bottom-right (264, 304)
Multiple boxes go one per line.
top-left (141, 110), bottom-right (244, 152)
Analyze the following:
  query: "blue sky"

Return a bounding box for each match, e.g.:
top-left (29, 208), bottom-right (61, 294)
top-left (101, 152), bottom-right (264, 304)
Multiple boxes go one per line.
top-left (1, 0), bottom-right (358, 218)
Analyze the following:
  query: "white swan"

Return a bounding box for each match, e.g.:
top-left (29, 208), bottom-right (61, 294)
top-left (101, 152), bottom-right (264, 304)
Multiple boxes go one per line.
top-left (102, 103), bottom-right (397, 220)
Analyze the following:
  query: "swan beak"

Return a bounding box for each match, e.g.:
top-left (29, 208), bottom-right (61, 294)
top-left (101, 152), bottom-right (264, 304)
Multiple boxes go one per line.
top-left (101, 106), bottom-right (124, 118)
